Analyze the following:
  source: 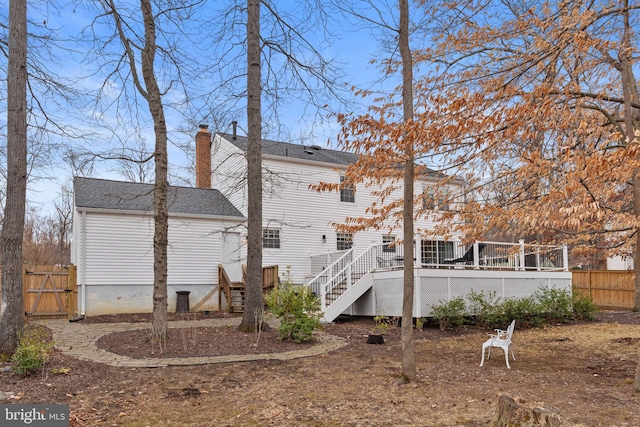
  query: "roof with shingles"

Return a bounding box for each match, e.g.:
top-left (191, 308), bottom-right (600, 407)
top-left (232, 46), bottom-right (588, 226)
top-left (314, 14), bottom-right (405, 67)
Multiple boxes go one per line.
top-left (218, 133), bottom-right (359, 166)
top-left (73, 177), bottom-right (244, 218)
top-left (216, 133), bottom-right (447, 179)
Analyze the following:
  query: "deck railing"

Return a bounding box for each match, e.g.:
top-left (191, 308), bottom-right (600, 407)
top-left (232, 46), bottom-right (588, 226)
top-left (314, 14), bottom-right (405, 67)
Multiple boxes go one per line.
top-left (307, 248), bottom-right (354, 298)
top-left (306, 240), bottom-right (568, 315)
top-left (455, 241), bottom-right (567, 271)
top-left (307, 245), bottom-right (379, 311)
top-left (309, 250), bottom-right (349, 277)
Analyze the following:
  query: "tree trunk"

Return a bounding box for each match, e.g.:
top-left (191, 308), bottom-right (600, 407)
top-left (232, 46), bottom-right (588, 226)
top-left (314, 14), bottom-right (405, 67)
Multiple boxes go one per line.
top-left (0, 0), bottom-right (28, 356)
top-left (240, 0), bottom-right (265, 332)
top-left (399, 0), bottom-right (416, 383)
top-left (618, 2), bottom-right (640, 390)
top-left (634, 170), bottom-right (640, 391)
top-left (140, 0), bottom-right (169, 343)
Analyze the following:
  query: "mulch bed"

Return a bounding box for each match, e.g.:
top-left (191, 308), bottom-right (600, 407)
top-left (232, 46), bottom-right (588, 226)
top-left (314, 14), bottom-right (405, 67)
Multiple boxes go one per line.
top-left (96, 323), bottom-right (314, 359)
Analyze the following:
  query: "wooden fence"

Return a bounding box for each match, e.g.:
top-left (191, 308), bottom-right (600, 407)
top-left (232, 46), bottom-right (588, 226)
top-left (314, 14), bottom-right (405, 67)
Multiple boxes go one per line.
top-left (572, 270), bottom-right (635, 311)
top-left (0, 264), bottom-right (77, 320)
top-left (23, 264), bottom-right (77, 320)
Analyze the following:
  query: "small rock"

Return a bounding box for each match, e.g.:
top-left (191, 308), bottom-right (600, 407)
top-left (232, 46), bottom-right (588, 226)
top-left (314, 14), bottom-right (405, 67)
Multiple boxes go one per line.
top-left (0, 366), bottom-right (12, 373)
top-left (0, 391), bottom-right (16, 400)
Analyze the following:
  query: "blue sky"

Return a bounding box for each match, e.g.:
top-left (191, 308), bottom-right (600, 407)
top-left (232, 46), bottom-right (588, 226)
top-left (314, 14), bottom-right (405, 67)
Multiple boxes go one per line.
top-left (0, 0), bottom-right (408, 215)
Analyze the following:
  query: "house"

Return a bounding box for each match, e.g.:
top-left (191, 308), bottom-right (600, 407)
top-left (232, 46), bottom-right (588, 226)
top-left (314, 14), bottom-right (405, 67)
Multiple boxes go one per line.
top-left (199, 126), bottom-right (571, 321)
top-left (71, 177), bottom-right (245, 316)
top-left (204, 125), bottom-right (462, 284)
top-left (71, 126), bottom-right (572, 319)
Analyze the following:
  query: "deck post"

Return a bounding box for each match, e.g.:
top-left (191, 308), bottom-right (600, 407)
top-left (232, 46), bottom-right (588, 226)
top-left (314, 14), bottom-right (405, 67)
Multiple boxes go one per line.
top-left (473, 242), bottom-right (480, 269)
top-left (320, 283), bottom-right (327, 311)
top-left (519, 239), bottom-right (526, 271)
top-left (536, 247), bottom-right (541, 271)
top-left (562, 245), bottom-right (569, 271)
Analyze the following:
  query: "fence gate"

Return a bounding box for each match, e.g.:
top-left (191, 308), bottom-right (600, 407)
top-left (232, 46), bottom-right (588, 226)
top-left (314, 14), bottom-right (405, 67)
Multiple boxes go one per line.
top-left (23, 265), bottom-right (77, 320)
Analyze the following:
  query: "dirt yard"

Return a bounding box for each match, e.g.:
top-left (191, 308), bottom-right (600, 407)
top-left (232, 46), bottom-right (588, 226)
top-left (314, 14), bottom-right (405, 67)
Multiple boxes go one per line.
top-left (1, 311), bottom-right (639, 426)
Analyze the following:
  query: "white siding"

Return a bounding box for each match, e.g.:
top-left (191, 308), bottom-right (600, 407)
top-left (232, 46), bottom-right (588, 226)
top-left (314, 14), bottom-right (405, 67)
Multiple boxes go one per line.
top-left (77, 210), bottom-right (242, 315)
top-left (607, 256), bottom-right (634, 270)
top-left (212, 136), bottom-right (461, 283)
top-left (211, 134), bottom-right (247, 213)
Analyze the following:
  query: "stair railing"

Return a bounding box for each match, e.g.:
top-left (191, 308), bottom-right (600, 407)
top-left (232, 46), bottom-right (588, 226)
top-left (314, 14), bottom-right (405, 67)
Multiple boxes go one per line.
top-left (307, 244), bottom-right (378, 312)
top-left (218, 264), bottom-right (234, 310)
top-left (307, 248), bottom-right (354, 300)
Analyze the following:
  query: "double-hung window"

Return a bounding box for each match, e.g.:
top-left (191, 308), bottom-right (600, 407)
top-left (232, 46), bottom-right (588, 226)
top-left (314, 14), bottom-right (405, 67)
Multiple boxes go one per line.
top-left (438, 188), bottom-right (450, 211)
top-left (340, 176), bottom-right (355, 203)
top-left (422, 186), bottom-right (435, 210)
top-left (336, 232), bottom-right (353, 251)
top-left (382, 235), bottom-right (396, 253)
top-left (262, 228), bottom-right (281, 249)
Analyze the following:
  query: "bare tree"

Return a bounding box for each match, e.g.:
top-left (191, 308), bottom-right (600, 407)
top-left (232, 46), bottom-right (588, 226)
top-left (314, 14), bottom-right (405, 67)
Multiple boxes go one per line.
top-left (94, 0), bottom-right (173, 343)
top-left (53, 182), bottom-right (73, 262)
top-left (319, 0), bottom-right (426, 383)
top-left (398, 0), bottom-right (416, 384)
top-left (239, 0), bottom-right (263, 332)
top-left (108, 139), bottom-right (155, 183)
top-left (0, 0), bottom-right (27, 355)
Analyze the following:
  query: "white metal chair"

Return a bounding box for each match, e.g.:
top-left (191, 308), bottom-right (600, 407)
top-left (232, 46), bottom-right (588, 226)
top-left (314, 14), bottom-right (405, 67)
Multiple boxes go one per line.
top-left (480, 319), bottom-right (516, 369)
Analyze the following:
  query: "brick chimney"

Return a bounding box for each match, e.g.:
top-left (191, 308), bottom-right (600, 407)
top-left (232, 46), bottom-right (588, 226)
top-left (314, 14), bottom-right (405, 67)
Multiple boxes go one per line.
top-left (195, 124), bottom-right (212, 189)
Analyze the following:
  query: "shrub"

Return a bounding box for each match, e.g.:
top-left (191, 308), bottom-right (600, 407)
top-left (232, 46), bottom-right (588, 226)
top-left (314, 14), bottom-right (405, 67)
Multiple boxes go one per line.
top-left (372, 315), bottom-right (390, 335)
top-left (11, 325), bottom-right (55, 376)
top-left (533, 286), bottom-right (574, 323)
top-left (466, 289), bottom-right (502, 327)
top-left (499, 296), bottom-right (539, 327)
top-left (572, 292), bottom-right (598, 320)
top-left (265, 281), bottom-right (322, 343)
top-left (431, 297), bottom-right (466, 330)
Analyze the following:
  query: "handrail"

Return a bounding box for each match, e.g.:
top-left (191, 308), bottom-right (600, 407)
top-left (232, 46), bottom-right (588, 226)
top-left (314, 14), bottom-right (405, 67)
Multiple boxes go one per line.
top-left (306, 248), bottom-right (354, 298)
top-left (314, 244), bottom-right (378, 311)
top-left (217, 264), bottom-right (234, 309)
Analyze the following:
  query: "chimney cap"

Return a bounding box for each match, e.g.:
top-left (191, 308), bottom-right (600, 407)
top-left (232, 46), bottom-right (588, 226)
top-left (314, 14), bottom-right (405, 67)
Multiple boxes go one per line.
top-left (198, 124), bottom-right (209, 131)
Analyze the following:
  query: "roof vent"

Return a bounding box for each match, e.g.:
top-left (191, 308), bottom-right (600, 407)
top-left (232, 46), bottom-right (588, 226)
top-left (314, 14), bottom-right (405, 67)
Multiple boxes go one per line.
top-left (303, 147), bottom-right (314, 155)
top-left (310, 144), bottom-right (321, 150)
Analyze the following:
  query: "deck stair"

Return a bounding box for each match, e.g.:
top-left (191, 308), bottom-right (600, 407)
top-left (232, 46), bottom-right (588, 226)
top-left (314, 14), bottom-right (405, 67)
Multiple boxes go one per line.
top-left (228, 283), bottom-right (245, 313)
top-left (218, 264), bottom-right (280, 314)
top-left (306, 245), bottom-right (378, 322)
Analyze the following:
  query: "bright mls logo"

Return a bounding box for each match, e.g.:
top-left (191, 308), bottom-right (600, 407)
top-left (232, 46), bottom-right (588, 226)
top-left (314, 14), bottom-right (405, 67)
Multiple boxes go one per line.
top-left (1, 405), bottom-right (69, 426)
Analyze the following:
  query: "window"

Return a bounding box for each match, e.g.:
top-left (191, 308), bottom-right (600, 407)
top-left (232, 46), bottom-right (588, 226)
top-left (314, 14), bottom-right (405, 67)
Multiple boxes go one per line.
top-left (262, 228), bottom-right (281, 249)
top-left (336, 232), bottom-right (353, 251)
top-left (382, 235), bottom-right (396, 253)
top-left (340, 176), bottom-right (355, 203)
top-left (421, 240), bottom-right (454, 265)
top-left (438, 188), bottom-right (450, 211)
top-left (423, 186), bottom-right (450, 211)
top-left (422, 186), bottom-right (435, 210)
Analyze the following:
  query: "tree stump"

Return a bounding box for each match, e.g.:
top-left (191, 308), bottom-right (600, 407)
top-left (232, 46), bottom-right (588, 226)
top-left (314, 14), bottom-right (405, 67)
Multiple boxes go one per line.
top-left (489, 395), bottom-right (567, 427)
top-left (366, 334), bottom-right (384, 344)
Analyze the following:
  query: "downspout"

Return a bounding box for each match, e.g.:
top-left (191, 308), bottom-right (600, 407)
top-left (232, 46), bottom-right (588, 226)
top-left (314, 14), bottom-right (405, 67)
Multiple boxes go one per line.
top-left (80, 210), bottom-right (87, 316)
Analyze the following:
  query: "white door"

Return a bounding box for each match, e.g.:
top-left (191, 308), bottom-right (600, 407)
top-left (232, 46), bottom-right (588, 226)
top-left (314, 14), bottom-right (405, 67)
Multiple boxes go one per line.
top-left (221, 232), bottom-right (243, 282)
